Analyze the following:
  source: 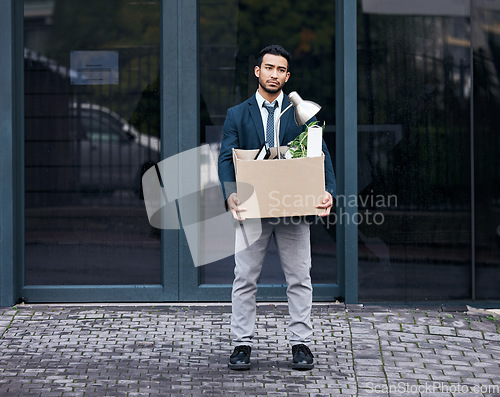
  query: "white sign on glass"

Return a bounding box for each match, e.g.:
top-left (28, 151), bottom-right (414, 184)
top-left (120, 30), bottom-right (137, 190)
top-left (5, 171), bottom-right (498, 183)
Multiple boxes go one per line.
top-left (70, 51), bottom-right (119, 85)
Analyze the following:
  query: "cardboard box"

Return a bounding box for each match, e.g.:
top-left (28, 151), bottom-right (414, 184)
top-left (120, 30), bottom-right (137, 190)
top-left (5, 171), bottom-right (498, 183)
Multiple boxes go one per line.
top-left (232, 147), bottom-right (325, 218)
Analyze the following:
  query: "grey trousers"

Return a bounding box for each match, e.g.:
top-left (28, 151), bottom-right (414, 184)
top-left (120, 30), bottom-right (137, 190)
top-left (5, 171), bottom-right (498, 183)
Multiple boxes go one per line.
top-left (231, 218), bottom-right (313, 347)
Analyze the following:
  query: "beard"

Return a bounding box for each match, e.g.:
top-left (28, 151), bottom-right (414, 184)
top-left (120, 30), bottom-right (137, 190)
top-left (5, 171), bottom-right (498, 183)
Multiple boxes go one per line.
top-left (259, 79), bottom-right (284, 94)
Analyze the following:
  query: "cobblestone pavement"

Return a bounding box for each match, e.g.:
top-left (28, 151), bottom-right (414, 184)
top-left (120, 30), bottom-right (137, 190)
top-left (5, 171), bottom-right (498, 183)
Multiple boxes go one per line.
top-left (0, 303), bottom-right (499, 396)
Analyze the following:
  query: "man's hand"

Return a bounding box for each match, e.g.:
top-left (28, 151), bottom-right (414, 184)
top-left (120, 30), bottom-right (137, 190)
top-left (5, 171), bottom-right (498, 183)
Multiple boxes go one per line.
top-left (316, 191), bottom-right (333, 217)
top-left (227, 193), bottom-right (247, 220)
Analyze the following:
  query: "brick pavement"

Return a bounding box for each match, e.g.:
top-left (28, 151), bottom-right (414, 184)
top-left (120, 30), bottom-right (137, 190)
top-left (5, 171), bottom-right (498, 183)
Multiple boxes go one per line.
top-left (0, 303), bottom-right (499, 396)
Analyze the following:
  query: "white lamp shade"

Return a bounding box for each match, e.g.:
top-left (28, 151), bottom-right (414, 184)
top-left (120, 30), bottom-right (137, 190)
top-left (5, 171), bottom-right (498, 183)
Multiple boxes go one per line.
top-left (288, 91), bottom-right (322, 125)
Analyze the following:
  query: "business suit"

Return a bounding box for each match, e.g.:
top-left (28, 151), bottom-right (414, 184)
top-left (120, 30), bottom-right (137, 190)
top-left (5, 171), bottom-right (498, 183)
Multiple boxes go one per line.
top-left (218, 92), bottom-right (336, 348)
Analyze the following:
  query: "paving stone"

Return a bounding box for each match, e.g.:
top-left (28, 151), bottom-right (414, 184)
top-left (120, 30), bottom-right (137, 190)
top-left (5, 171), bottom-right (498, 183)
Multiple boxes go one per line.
top-left (0, 304), bottom-right (498, 396)
top-left (428, 325), bottom-right (457, 336)
top-left (469, 320), bottom-right (499, 333)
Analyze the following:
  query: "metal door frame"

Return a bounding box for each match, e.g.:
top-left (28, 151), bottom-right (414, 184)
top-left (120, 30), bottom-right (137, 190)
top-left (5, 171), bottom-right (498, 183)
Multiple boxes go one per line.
top-left (179, 0), bottom-right (358, 303)
top-left (5, 0), bottom-right (179, 303)
top-left (0, 0), bottom-right (357, 305)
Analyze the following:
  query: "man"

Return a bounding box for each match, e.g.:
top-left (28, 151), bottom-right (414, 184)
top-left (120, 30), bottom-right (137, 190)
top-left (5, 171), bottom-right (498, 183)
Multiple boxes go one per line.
top-left (218, 45), bottom-right (336, 370)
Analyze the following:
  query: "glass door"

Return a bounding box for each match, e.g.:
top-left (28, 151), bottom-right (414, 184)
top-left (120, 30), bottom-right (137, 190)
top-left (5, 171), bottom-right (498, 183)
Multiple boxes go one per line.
top-left (357, 1), bottom-right (473, 301)
top-left (183, 0), bottom-right (340, 301)
top-left (22, 0), bottom-right (176, 301)
top-left (472, 0), bottom-right (500, 300)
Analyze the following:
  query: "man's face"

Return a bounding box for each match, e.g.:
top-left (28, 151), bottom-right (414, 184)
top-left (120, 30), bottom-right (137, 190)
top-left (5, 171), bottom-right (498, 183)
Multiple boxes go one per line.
top-left (255, 53), bottom-right (290, 94)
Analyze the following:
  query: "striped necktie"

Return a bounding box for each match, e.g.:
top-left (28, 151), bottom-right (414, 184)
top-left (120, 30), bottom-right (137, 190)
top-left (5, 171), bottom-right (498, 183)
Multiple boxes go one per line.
top-left (263, 102), bottom-right (278, 147)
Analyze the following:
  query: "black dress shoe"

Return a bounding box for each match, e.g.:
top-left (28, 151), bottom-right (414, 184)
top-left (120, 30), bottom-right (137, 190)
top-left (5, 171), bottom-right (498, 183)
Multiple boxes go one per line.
top-left (291, 344), bottom-right (314, 370)
top-left (228, 345), bottom-right (251, 370)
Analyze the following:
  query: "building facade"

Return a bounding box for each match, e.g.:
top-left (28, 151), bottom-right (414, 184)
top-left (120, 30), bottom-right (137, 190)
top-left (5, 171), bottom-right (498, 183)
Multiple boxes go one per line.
top-left (0, 0), bottom-right (499, 306)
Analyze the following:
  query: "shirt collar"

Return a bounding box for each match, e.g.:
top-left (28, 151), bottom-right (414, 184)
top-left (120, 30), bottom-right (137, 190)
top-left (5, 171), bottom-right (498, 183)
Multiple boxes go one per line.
top-left (256, 90), bottom-right (283, 110)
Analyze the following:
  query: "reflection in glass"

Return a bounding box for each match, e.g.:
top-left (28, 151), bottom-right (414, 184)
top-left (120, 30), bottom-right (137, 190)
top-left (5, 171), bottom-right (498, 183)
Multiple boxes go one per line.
top-left (24, 0), bottom-right (161, 285)
top-left (473, 0), bottom-right (500, 299)
top-left (358, 1), bottom-right (472, 300)
top-left (199, 0), bottom-right (337, 287)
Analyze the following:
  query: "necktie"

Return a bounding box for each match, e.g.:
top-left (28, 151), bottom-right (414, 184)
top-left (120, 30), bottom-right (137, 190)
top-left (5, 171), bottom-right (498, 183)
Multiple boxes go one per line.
top-left (263, 102), bottom-right (278, 147)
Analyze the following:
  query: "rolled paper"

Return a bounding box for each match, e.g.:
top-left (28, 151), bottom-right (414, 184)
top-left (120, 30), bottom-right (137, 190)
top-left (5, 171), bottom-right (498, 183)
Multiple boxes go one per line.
top-left (307, 125), bottom-right (323, 158)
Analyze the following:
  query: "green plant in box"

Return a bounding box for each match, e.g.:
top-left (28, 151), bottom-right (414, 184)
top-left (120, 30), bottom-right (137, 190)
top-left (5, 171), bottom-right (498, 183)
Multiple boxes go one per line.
top-left (287, 121), bottom-right (323, 158)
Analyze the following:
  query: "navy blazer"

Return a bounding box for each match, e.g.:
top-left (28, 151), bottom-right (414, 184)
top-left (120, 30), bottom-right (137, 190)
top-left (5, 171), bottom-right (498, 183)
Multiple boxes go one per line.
top-left (218, 93), bottom-right (336, 202)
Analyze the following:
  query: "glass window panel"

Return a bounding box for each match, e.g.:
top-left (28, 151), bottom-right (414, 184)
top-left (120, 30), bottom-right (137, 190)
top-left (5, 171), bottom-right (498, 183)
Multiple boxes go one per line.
top-left (358, 1), bottom-right (472, 301)
top-left (472, 0), bottom-right (500, 300)
top-left (199, 0), bottom-right (337, 286)
top-left (24, 0), bottom-right (161, 285)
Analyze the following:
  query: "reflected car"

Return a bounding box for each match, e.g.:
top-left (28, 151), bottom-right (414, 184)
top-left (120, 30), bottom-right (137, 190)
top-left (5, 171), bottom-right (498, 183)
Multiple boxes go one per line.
top-left (70, 102), bottom-right (160, 197)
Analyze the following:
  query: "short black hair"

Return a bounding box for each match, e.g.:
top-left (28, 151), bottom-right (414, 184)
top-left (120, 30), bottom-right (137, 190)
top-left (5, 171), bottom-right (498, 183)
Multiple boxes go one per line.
top-left (256, 45), bottom-right (291, 70)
